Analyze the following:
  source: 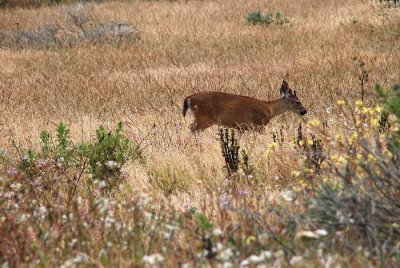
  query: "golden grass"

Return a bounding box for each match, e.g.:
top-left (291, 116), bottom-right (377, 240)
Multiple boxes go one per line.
top-left (0, 0), bottom-right (399, 207)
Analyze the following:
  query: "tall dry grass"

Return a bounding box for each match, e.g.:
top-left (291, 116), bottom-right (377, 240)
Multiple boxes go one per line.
top-left (1, 0), bottom-right (399, 185)
top-left (0, 0), bottom-right (400, 266)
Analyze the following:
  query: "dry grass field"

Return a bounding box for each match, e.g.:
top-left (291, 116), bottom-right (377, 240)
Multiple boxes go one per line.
top-left (1, 0), bottom-right (400, 267)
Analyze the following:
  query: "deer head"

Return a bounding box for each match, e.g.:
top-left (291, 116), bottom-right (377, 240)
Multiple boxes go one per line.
top-left (280, 80), bottom-right (307, 116)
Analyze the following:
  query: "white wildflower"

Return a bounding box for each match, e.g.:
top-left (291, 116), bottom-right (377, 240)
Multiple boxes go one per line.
top-left (258, 233), bottom-right (268, 244)
top-left (195, 250), bottom-right (208, 258)
top-left (336, 211), bottom-right (346, 223)
top-left (213, 228), bottom-right (223, 236)
top-left (61, 214), bottom-right (68, 224)
top-left (222, 262), bottom-right (234, 268)
top-left (248, 255), bottom-right (264, 263)
top-left (69, 239), bottom-right (77, 247)
top-left (104, 215), bottom-right (116, 229)
top-left (240, 259), bottom-right (250, 267)
top-left (60, 253), bottom-right (89, 268)
top-left (97, 198), bottom-right (110, 214)
top-left (296, 230), bottom-right (319, 240)
top-left (280, 190), bottom-right (294, 202)
top-left (10, 183), bottom-right (22, 190)
top-left (106, 160), bottom-right (119, 170)
top-left (316, 229), bottom-right (328, 237)
top-left (290, 255), bottom-right (303, 265)
top-left (144, 212), bottom-right (152, 221)
top-left (36, 206), bottom-right (47, 219)
top-left (218, 248), bottom-right (233, 261)
top-left (17, 214), bottom-right (30, 223)
top-left (261, 250), bottom-right (272, 259)
top-left (143, 254), bottom-right (164, 265)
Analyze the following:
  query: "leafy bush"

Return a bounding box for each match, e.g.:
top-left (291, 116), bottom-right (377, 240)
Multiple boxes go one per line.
top-left (246, 11), bottom-right (289, 26)
top-left (306, 85), bottom-right (400, 266)
top-left (4, 122), bottom-right (141, 194)
top-left (379, 0), bottom-right (400, 6)
top-left (82, 122), bottom-right (141, 192)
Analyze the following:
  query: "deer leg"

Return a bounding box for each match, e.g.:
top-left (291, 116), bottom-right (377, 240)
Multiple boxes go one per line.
top-left (254, 125), bottom-right (266, 134)
top-left (190, 120), bottom-right (211, 133)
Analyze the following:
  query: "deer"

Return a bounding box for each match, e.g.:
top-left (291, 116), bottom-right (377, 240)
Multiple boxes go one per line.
top-left (182, 80), bottom-right (307, 132)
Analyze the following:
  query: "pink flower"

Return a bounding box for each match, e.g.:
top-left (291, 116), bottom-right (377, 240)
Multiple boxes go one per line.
top-left (7, 167), bottom-right (17, 178)
top-left (238, 189), bottom-right (249, 195)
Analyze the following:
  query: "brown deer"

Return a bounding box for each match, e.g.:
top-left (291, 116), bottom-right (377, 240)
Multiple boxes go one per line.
top-left (182, 80), bottom-right (307, 132)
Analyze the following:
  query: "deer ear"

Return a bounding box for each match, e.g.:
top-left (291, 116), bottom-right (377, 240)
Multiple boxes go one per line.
top-left (280, 80), bottom-right (289, 96)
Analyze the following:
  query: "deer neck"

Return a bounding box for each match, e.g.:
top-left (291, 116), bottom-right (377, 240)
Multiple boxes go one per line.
top-left (265, 98), bottom-right (289, 119)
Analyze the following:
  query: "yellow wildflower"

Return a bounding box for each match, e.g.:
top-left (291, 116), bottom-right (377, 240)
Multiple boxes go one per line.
top-left (305, 168), bottom-right (315, 174)
top-left (370, 118), bottom-right (378, 128)
top-left (361, 107), bottom-right (369, 114)
top-left (246, 236), bottom-right (256, 244)
top-left (268, 143), bottom-right (277, 150)
top-left (335, 134), bottom-right (343, 143)
top-left (383, 149), bottom-right (393, 159)
top-left (349, 132), bottom-right (359, 145)
top-left (299, 180), bottom-right (307, 187)
top-left (367, 154), bottom-right (376, 162)
top-left (337, 100), bottom-right (345, 106)
top-left (320, 161), bottom-right (329, 168)
top-left (307, 119), bottom-right (321, 127)
top-left (291, 170), bottom-right (301, 177)
top-left (263, 143), bottom-right (277, 158)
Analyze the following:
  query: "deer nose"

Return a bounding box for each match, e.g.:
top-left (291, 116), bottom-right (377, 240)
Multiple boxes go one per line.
top-left (300, 110), bottom-right (307, 116)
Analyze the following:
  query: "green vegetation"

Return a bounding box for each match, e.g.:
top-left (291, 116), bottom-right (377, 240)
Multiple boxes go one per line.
top-left (246, 11), bottom-right (289, 26)
top-left (1, 0), bottom-right (399, 266)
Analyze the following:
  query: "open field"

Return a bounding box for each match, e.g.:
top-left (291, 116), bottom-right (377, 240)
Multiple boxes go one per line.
top-left (1, 0), bottom-right (400, 267)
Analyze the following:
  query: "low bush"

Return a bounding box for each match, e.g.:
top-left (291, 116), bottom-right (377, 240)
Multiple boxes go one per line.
top-left (0, 6), bottom-right (140, 49)
top-left (305, 84), bottom-right (400, 266)
top-left (0, 0), bottom-right (108, 8)
top-left (246, 11), bottom-right (289, 26)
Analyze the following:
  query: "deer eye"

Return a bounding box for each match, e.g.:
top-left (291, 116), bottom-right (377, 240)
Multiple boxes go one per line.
top-left (296, 101), bottom-right (301, 104)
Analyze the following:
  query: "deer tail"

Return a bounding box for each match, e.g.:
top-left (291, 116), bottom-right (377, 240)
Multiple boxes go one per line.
top-left (182, 97), bottom-right (190, 118)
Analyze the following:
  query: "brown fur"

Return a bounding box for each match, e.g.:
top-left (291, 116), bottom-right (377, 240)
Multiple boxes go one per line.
top-left (182, 81), bottom-right (307, 132)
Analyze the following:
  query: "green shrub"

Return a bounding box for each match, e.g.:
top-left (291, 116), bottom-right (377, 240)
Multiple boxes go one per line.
top-left (379, 0), bottom-right (400, 6)
top-left (246, 11), bottom-right (289, 26)
top-left (85, 122), bottom-right (141, 191)
top-left (29, 122), bottom-right (141, 193)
